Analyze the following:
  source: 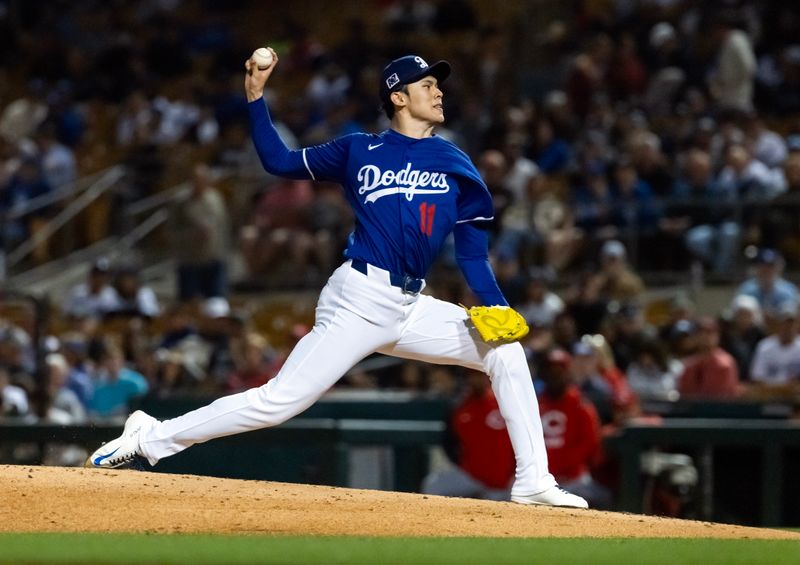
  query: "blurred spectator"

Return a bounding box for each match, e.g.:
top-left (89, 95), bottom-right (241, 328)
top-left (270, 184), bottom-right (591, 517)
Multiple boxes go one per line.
top-left (89, 343), bottom-right (149, 420)
top-left (109, 266), bottom-right (160, 318)
top-left (719, 294), bottom-right (765, 382)
top-left (565, 34), bottom-right (612, 119)
top-left (604, 303), bottom-right (650, 372)
top-left (677, 317), bottom-right (740, 399)
top-left (59, 335), bottom-right (95, 409)
top-left (172, 163), bottom-right (230, 301)
top-left (239, 178), bottom-right (317, 286)
top-left (1, 156), bottom-right (52, 251)
top-left (45, 353), bottom-right (87, 423)
top-left (676, 148), bottom-right (741, 275)
top-left (749, 302), bottom-right (800, 387)
top-left (570, 340), bottom-right (618, 425)
top-left (657, 293), bottom-right (696, 344)
top-left (0, 79), bottom-right (48, 142)
top-left (610, 159), bottom-right (661, 248)
top-left (626, 336), bottom-right (682, 402)
top-left (478, 150), bottom-right (513, 236)
top-left (305, 59), bottom-right (351, 120)
top-left (564, 272), bottom-right (607, 337)
top-left (531, 119), bottom-right (571, 175)
top-left (61, 258), bottom-right (121, 318)
top-left (115, 90), bottom-right (156, 147)
top-left (735, 248), bottom-right (799, 317)
top-left (422, 370), bottom-right (514, 501)
top-left (743, 114), bottom-right (787, 169)
top-left (707, 14), bottom-right (756, 113)
top-left (595, 240), bottom-right (645, 303)
top-left (538, 348), bottom-right (611, 509)
top-left (517, 267), bottom-right (564, 329)
top-left (0, 321), bottom-right (35, 391)
top-left (629, 131), bottom-right (673, 198)
top-left (383, 0), bottom-right (435, 34)
top-left (760, 153), bottom-right (800, 262)
top-left (225, 332), bottom-right (279, 393)
top-left (42, 352), bottom-right (88, 465)
top-left (0, 364), bottom-right (29, 418)
top-left (716, 143), bottom-right (784, 201)
top-left (607, 32), bottom-right (647, 103)
top-left (571, 165), bottom-right (616, 247)
top-left (34, 123), bottom-right (76, 190)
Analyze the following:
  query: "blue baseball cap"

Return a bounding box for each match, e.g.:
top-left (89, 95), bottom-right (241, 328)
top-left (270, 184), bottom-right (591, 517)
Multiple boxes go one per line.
top-left (380, 55), bottom-right (451, 103)
top-left (754, 248), bottom-right (782, 265)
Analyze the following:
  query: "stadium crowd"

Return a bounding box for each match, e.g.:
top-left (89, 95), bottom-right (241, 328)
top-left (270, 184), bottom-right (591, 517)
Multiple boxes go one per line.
top-left (2, 0), bottom-right (800, 504)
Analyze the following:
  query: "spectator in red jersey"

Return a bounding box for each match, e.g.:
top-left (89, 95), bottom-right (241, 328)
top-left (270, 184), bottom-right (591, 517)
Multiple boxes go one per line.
top-left (422, 370), bottom-right (515, 501)
top-left (538, 349), bottom-right (612, 509)
top-left (678, 317), bottom-right (741, 398)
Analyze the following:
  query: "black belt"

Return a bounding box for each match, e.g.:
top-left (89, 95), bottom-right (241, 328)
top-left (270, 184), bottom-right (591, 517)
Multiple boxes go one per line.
top-left (350, 259), bottom-right (424, 294)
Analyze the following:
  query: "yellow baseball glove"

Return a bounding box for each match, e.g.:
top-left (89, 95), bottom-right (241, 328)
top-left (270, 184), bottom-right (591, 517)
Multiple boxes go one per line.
top-left (463, 305), bottom-right (530, 343)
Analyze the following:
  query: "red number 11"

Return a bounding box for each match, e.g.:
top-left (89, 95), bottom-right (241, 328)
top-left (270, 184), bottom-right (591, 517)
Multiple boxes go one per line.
top-left (419, 202), bottom-right (436, 236)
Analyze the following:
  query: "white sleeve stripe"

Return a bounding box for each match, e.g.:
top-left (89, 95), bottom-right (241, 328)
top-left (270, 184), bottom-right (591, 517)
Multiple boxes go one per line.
top-left (456, 216), bottom-right (494, 224)
top-left (302, 148), bottom-right (316, 180)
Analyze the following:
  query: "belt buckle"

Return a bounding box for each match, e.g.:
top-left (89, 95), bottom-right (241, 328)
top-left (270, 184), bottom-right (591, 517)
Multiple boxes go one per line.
top-left (402, 275), bottom-right (421, 295)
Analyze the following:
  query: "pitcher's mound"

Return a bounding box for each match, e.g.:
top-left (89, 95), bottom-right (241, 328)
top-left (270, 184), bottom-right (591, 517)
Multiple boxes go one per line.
top-left (1, 465), bottom-right (796, 539)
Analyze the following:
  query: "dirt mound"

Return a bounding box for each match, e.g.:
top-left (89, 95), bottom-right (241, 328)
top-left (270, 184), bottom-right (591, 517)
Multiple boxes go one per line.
top-left (1, 465), bottom-right (796, 539)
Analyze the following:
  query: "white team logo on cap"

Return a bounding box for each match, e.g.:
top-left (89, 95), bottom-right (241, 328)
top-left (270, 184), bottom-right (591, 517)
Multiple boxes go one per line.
top-left (386, 73), bottom-right (400, 89)
top-left (414, 56), bottom-right (428, 68)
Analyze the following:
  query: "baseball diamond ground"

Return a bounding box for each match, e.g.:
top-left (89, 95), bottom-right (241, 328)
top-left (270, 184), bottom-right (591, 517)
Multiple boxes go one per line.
top-left (1, 464), bottom-right (797, 538)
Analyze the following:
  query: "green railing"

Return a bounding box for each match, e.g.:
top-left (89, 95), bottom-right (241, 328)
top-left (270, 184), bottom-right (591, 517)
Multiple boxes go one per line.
top-left (606, 419), bottom-right (800, 526)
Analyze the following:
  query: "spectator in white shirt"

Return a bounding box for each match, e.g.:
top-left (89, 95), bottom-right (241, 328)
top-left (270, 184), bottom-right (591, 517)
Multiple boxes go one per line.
top-left (708, 15), bottom-right (756, 113)
top-left (62, 258), bottom-right (121, 318)
top-left (749, 302), bottom-right (800, 384)
top-left (34, 124), bottom-right (76, 190)
top-left (716, 143), bottom-right (784, 200)
top-left (743, 114), bottom-right (788, 169)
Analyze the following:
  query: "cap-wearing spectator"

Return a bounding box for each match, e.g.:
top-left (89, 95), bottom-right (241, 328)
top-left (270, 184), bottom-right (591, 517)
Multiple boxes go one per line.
top-left (735, 248), bottom-right (799, 317)
top-left (538, 348), bottom-right (611, 509)
top-left (719, 294), bottom-right (765, 382)
top-left (595, 240), bottom-right (645, 303)
top-left (749, 302), bottom-right (800, 386)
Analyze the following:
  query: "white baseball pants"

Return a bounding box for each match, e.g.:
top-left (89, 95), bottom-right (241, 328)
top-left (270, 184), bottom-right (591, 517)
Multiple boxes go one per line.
top-left (139, 260), bottom-right (556, 497)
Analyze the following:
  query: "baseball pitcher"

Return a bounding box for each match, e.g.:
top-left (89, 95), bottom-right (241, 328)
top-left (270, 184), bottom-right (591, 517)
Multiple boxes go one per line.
top-left (86, 50), bottom-right (588, 508)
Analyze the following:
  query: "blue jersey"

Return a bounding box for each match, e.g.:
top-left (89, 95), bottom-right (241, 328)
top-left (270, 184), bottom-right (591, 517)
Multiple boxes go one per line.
top-left (303, 129), bottom-right (492, 278)
top-left (248, 99), bottom-right (507, 305)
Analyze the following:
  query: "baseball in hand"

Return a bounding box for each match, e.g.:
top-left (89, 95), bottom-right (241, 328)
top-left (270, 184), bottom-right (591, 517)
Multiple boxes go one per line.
top-left (252, 47), bottom-right (274, 70)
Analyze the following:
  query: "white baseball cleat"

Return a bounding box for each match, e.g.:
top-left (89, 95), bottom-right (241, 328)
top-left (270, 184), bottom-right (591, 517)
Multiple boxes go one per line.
top-left (85, 410), bottom-right (156, 469)
top-left (511, 486), bottom-right (589, 509)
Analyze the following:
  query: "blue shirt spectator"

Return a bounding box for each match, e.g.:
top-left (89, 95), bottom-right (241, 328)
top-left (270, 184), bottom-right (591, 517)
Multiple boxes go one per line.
top-left (736, 249), bottom-right (799, 315)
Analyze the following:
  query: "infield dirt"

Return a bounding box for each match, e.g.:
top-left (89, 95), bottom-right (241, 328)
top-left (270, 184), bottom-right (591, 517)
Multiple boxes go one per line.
top-left (1, 465), bottom-right (797, 539)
